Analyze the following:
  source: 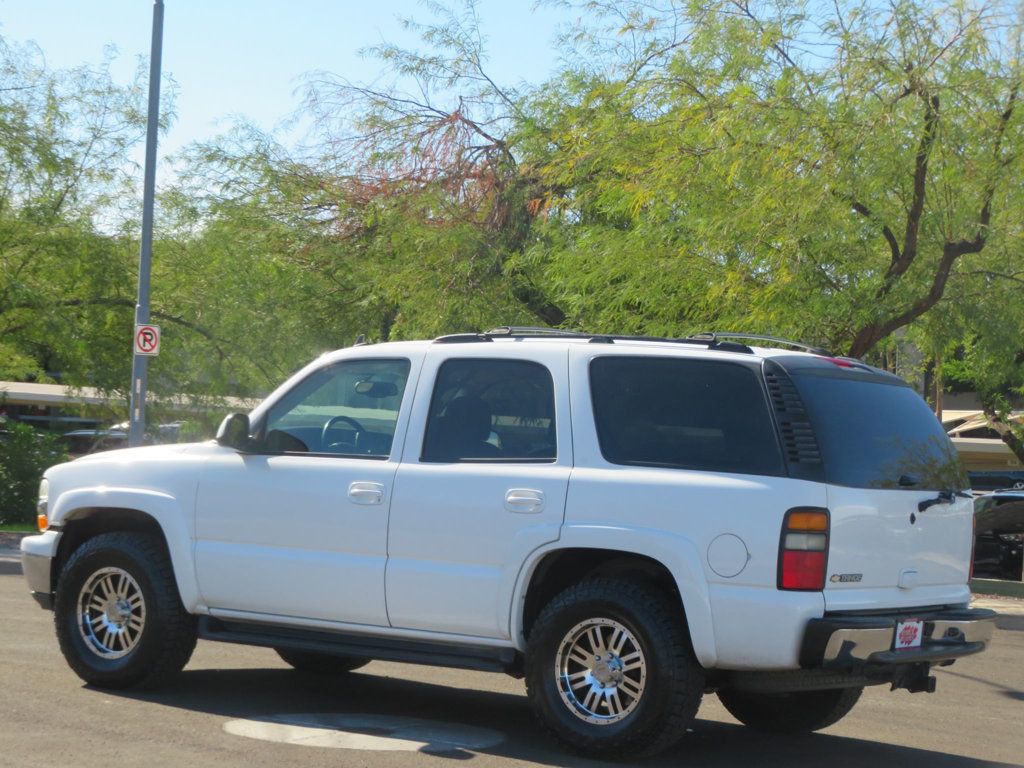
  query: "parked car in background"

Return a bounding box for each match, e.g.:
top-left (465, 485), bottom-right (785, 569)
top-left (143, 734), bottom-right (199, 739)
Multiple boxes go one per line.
top-left (974, 491), bottom-right (1024, 581)
top-left (59, 429), bottom-right (129, 459)
top-left (968, 471), bottom-right (1024, 494)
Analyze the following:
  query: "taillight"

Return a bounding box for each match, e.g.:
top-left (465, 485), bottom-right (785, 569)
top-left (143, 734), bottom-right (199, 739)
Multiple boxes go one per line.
top-left (778, 507), bottom-right (829, 590)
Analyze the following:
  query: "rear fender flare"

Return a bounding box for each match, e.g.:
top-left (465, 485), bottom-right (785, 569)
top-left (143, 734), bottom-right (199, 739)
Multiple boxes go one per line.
top-left (510, 524), bottom-right (717, 668)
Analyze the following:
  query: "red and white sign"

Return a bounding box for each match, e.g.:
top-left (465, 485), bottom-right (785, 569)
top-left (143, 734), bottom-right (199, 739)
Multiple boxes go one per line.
top-left (894, 619), bottom-right (923, 650)
top-left (134, 324), bottom-right (161, 356)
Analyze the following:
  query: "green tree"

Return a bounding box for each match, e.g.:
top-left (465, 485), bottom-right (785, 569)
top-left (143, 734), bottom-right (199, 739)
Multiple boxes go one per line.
top-left (0, 418), bottom-right (66, 525)
top-left (517, 0), bottom-right (1023, 354)
top-left (0, 38), bottom-right (158, 388)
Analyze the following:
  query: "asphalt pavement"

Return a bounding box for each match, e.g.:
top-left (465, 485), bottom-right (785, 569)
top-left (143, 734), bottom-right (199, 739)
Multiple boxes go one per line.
top-left (1, 559), bottom-right (1022, 768)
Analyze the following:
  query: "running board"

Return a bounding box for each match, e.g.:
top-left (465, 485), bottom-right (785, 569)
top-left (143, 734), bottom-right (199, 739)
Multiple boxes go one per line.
top-left (198, 616), bottom-right (519, 674)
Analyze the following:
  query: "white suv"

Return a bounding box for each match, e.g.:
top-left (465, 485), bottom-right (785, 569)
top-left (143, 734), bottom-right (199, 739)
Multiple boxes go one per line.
top-left (21, 328), bottom-right (996, 758)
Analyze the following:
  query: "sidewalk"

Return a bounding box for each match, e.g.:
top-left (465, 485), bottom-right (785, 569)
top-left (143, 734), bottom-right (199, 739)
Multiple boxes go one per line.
top-left (0, 531), bottom-right (27, 562)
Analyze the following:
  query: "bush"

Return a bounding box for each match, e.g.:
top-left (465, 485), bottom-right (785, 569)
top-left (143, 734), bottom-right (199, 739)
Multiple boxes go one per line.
top-left (0, 420), bottom-right (67, 525)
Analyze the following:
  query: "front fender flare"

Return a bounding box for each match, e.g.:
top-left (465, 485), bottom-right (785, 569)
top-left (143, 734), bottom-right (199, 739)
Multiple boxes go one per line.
top-left (51, 486), bottom-right (198, 611)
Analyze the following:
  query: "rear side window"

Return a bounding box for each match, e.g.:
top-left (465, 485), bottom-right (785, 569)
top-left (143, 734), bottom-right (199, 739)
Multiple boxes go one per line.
top-left (792, 371), bottom-right (967, 491)
top-left (422, 358), bottom-right (556, 462)
top-left (590, 357), bottom-right (783, 476)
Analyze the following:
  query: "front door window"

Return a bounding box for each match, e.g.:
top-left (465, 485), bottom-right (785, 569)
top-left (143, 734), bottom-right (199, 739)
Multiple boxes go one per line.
top-left (262, 358), bottom-right (411, 457)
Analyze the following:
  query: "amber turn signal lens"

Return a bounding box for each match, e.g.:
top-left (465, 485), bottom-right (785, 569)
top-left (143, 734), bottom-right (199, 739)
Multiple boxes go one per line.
top-left (36, 514), bottom-right (48, 532)
top-left (786, 511), bottom-right (828, 531)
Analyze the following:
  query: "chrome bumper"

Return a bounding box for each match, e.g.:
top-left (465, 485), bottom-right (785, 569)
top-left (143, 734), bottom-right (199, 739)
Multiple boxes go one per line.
top-left (801, 607), bottom-right (998, 669)
top-left (20, 531), bottom-right (60, 610)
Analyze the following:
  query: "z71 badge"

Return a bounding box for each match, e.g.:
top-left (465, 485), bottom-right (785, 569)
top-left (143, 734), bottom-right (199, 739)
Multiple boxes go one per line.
top-left (829, 573), bottom-right (863, 583)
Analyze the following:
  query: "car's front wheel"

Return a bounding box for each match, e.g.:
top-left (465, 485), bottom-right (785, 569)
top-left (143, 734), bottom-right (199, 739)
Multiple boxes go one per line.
top-left (717, 686), bottom-right (863, 732)
top-left (525, 578), bottom-right (704, 759)
top-left (54, 532), bottom-right (197, 689)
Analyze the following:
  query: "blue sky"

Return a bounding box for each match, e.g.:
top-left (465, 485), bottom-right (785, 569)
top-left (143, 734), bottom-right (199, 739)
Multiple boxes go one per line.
top-left (0, 1), bottom-right (574, 162)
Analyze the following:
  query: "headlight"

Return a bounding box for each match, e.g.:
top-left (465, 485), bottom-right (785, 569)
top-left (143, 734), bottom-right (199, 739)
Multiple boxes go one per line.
top-left (37, 478), bottom-right (49, 532)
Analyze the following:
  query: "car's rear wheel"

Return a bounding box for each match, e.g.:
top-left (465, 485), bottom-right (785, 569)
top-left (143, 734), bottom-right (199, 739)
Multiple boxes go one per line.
top-left (717, 686), bottom-right (863, 732)
top-left (54, 532), bottom-right (197, 689)
top-left (525, 578), bottom-right (704, 759)
top-left (274, 648), bottom-right (370, 674)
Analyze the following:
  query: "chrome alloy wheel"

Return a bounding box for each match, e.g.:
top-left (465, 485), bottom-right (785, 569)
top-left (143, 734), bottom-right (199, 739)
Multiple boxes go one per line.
top-left (76, 567), bottom-right (146, 659)
top-left (555, 617), bottom-right (647, 724)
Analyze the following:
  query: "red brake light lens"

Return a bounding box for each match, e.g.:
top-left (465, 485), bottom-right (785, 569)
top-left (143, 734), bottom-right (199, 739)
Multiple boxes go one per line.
top-left (781, 551), bottom-right (827, 589)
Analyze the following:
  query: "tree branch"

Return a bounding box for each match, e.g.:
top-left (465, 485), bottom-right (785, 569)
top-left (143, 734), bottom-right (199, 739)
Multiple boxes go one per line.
top-left (882, 89), bottom-right (940, 292)
top-left (848, 199), bottom-right (901, 265)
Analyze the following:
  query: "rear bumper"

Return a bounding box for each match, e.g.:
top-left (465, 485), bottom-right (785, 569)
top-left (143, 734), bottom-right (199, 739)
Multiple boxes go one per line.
top-left (800, 607), bottom-right (997, 670)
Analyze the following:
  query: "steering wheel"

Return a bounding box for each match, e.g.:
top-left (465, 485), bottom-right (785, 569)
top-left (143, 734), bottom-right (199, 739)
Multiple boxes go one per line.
top-left (321, 415), bottom-right (366, 451)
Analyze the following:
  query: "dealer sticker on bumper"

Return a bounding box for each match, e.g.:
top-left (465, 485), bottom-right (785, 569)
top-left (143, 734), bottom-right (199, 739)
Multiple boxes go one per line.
top-left (894, 619), bottom-right (924, 650)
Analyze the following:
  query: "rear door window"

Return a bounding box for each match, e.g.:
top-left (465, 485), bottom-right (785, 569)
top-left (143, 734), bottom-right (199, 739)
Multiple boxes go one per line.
top-left (421, 358), bottom-right (556, 462)
top-left (589, 356), bottom-right (783, 476)
top-left (791, 371), bottom-right (967, 490)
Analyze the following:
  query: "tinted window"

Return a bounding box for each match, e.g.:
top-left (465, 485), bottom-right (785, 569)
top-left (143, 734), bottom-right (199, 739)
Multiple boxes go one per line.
top-left (590, 357), bottom-right (783, 476)
top-left (422, 359), bottom-right (556, 462)
top-left (263, 358), bottom-right (411, 458)
top-left (792, 371), bottom-right (967, 490)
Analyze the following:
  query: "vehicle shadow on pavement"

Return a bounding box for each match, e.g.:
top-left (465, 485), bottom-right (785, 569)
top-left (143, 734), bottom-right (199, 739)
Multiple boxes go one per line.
top-left (995, 614), bottom-right (1024, 631)
top-left (101, 666), bottom-right (1019, 768)
top-left (939, 667), bottom-right (1024, 702)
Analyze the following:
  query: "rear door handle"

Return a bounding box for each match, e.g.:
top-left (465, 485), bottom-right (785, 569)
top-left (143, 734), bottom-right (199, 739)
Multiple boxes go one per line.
top-left (505, 489), bottom-right (544, 514)
top-left (349, 482), bottom-right (385, 505)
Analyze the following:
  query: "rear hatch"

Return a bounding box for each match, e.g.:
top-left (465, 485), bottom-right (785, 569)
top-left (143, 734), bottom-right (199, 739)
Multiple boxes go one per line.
top-left (782, 361), bottom-right (972, 610)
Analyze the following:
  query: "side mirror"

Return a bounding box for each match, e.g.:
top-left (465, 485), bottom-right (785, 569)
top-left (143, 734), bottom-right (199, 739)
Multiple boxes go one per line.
top-left (216, 413), bottom-right (251, 451)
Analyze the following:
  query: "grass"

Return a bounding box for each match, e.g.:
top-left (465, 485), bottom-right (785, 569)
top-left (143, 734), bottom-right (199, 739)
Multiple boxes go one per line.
top-left (0, 522), bottom-right (35, 532)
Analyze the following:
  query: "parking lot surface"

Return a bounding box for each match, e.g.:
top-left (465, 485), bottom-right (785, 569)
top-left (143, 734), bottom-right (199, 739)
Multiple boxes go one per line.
top-left (2, 563), bottom-right (1022, 768)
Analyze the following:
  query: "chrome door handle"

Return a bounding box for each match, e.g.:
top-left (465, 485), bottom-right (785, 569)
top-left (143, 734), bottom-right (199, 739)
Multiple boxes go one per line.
top-left (505, 489), bottom-right (544, 514)
top-left (348, 482), bottom-right (385, 505)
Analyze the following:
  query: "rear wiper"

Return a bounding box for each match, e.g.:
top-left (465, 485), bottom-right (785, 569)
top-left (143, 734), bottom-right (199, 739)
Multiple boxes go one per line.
top-left (918, 489), bottom-right (971, 512)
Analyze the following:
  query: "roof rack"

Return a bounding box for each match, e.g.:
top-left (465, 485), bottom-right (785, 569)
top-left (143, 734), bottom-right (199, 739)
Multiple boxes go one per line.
top-left (485, 326), bottom-right (591, 338)
top-left (435, 327), bottom-right (753, 352)
top-left (433, 327), bottom-right (833, 357)
top-left (699, 332), bottom-right (831, 356)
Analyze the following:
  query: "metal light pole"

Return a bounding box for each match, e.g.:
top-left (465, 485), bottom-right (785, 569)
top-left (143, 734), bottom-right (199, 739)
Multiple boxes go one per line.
top-left (128, 0), bottom-right (164, 447)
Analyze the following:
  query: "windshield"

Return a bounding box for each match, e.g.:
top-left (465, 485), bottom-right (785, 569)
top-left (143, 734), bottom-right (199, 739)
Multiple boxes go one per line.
top-left (792, 371), bottom-right (967, 491)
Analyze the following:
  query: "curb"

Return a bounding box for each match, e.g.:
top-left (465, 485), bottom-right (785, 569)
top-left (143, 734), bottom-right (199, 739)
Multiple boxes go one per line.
top-left (971, 578), bottom-right (1024, 599)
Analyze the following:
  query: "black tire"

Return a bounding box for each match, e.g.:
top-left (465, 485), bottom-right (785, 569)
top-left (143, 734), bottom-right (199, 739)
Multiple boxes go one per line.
top-left (525, 578), bottom-right (704, 759)
top-left (717, 686), bottom-right (863, 733)
top-left (54, 532), bottom-right (197, 689)
top-left (274, 648), bottom-right (370, 674)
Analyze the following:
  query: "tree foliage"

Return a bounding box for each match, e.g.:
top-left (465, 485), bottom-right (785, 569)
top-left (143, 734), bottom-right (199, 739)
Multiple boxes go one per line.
top-left (0, 418), bottom-right (66, 524)
top-left (175, 0), bottom-right (1023, 362)
top-left (0, 39), bottom-right (156, 388)
top-left (4, 0), bottom-right (1024, 454)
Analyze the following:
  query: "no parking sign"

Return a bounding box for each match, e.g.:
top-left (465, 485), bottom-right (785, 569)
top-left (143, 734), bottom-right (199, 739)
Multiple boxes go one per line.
top-left (134, 324), bottom-right (161, 356)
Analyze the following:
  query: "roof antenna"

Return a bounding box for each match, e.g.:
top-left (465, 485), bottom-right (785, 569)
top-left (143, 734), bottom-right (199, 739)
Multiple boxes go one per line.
top-left (354, 334), bottom-right (367, 346)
